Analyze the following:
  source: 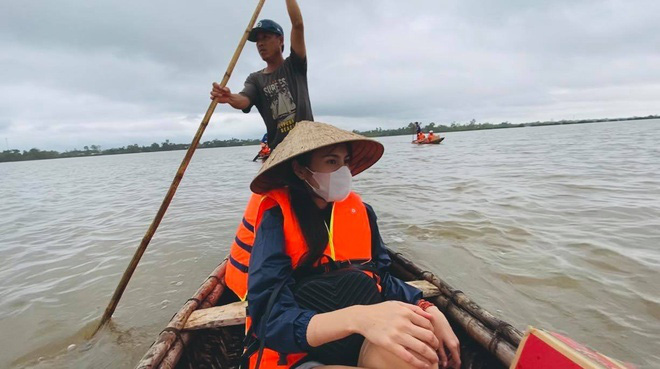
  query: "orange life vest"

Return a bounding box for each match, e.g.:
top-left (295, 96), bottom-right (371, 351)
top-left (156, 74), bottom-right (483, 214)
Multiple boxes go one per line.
top-left (226, 192), bottom-right (263, 300)
top-left (247, 187), bottom-right (374, 369)
top-left (417, 133), bottom-right (426, 141)
top-left (427, 133), bottom-right (435, 141)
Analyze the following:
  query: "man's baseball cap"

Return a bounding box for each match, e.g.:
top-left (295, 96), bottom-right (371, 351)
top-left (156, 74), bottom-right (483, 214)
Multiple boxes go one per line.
top-left (248, 19), bottom-right (284, 42)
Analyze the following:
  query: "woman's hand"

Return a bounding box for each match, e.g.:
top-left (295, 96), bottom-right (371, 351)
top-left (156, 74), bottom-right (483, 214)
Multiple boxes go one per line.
top-left (352, 301), bottom-right (440, 369)
top-left (425, 306), bottom-right (461, 369)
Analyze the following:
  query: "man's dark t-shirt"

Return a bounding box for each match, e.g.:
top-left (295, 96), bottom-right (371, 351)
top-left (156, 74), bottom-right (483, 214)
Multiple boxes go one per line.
top-left (239, 48), bottom-right (313, 149)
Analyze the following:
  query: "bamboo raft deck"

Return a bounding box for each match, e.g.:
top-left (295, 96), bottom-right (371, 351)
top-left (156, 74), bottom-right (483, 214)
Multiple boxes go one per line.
top-left (136, 249), bottom-right (523, 369)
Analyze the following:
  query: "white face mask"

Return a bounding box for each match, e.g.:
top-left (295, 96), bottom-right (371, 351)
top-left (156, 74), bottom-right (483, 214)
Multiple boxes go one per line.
top-left (305, 165), bottom-right (352, 202)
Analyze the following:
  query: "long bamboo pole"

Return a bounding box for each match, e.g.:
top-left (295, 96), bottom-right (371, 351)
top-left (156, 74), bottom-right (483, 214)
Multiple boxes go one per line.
top-left (93, 0), bottom-right (267, 336)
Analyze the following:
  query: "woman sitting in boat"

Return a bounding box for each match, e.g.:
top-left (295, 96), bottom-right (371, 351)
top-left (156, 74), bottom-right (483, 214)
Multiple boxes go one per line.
top-left (427, 131), bottom-right (436, 142)
top-left (416, 131), bottom-right (427, 142)
top-left (244, 121), bottom-right (460, 369)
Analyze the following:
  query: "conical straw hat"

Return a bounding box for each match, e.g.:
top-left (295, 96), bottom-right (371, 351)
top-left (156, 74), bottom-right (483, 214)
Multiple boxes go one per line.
top-left (250, 121), bottom-right (384, 194)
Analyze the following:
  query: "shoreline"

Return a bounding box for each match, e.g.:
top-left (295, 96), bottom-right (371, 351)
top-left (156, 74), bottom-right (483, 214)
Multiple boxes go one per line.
top-left (2, 116), bottom-right (657, 163)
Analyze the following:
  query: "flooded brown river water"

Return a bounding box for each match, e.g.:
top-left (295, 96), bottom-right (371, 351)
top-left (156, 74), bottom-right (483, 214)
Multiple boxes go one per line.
top-left (1, 120), bottom-right (659, 368)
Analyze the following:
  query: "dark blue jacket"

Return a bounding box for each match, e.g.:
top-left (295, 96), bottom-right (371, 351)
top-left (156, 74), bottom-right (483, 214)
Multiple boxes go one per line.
top-left (247, 203), bottom-right (422, 354)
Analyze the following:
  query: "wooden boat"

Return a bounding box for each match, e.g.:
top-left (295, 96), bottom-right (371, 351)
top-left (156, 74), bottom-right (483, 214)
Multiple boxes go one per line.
top-left (413, 137), bottom-right (445, 145)
top-left (136, 249), bottom-right (523, 369)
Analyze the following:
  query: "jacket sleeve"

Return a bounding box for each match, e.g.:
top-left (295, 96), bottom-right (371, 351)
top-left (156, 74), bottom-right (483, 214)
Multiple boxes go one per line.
top-left (247, 207), bottom-right (316, 353)
top-left (364, 203), bottom-right (423, 304)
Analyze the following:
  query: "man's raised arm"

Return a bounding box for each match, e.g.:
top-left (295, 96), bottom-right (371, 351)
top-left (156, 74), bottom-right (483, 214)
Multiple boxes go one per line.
top-left (286, 0), bottom-right (306, 59)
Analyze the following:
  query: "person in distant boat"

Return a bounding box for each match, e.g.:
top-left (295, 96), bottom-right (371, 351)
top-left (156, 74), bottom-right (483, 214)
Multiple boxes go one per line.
top-left (414, 122), bottom-right (422, 134)
top-left (259, 133), bottom-right (271, 157)
top-left (427, 130), bottom-right (436, 142)
top-left (241, 121), bottom-right (461, 369)
top-left (416, 131), bottom-right (427, 142)
top-left (210, 0), bottom-right (312, 150)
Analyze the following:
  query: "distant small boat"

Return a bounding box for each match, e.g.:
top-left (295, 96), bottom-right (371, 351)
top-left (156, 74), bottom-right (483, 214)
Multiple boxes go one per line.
top-left (412, 136), bottom-right (445, 145)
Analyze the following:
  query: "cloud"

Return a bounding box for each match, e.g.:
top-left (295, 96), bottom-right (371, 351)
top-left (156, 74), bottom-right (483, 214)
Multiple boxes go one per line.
top-left (1, 0), bottom-right (659, 151)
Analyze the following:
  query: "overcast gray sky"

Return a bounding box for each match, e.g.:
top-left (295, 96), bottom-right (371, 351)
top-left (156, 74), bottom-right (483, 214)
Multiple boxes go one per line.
top-left (1, 0), bottom-right (659, 151)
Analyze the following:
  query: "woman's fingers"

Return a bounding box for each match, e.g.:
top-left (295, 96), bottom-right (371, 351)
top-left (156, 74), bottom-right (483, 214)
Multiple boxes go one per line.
top-left (359, 301), bottom-right (448, 368)
top-left (407, 324), bottom-right (440, 350)
top-left (391, 344), bottom-right (433, 369)
top-left (400, 302), bottom-right (434, 320)
top-left (422, 306), bottom-right (462, 369)
top-left (447, 342), bottom-right (461, 369)
top-left (396, 332), bottom-right (439, 365)
top-left (437, 346), bottom-right (449, 368)
top-left (406, 309), bottom-right (435, 331)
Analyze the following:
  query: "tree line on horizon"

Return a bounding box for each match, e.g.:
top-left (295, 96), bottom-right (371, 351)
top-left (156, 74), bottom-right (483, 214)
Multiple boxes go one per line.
top-left (1, 114), bottom-right (657, 163)
top-left (0, 138), bottom-right (260, 163)
top-left (352, 114), bottom-right (659, 137)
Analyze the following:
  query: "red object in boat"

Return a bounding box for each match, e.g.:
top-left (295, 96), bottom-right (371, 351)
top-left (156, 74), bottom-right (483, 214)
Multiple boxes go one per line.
top-left (511, 327), bottom-right (636, 369)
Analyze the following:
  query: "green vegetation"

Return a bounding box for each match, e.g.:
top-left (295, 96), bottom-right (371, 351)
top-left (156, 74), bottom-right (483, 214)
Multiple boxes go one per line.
top-left (1, 114), bottom-right (657, 163)
top-left (353, 115), bottom-right (659, 137)
top-left (0, 138), bottom-right (260, 163)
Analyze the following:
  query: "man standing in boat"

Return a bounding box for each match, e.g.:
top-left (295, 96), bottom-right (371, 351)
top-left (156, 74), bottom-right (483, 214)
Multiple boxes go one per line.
top-left (212, 0), bottom-right (315, 302)
top-left (210, 0), bottom-right (312, 150)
